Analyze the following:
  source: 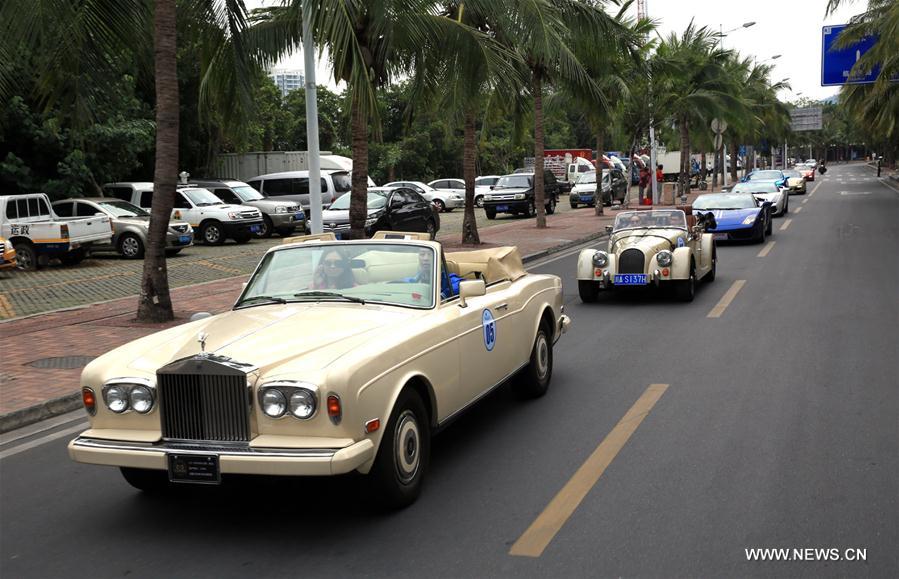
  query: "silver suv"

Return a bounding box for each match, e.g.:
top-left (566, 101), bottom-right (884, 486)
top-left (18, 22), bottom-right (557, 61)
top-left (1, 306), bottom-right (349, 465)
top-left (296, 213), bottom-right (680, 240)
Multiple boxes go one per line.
top-left (193, 179), bottom-right (306, 238)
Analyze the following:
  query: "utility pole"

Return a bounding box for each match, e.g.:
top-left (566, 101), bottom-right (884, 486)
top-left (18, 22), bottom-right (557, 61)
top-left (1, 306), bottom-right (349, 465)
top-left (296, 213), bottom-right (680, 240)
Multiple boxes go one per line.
top-left (303, 8), bottom-right (323, 234)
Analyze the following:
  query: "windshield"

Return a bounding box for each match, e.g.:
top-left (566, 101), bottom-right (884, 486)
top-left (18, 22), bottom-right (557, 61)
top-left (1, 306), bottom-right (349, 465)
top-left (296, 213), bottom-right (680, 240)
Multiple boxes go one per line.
top-left (576, 172), bottom-right (596, 185)
top-left (238, 243), bottom-right (436, 309)
top-left (496, 175), bottom-right (532, 188)
top-left (732, 182), bottom-right (778, 194)
top-left (747, 170), bottom-right (782, 181)
top-left (329, 191), bottom-right (388, 211)
top-left (476, 177), bottom-right (498, 186)
top-left (613, 210), bottom-right (687, 231)
top-left (183, 188), bottom-right (224, 206)
top-left (693, 194), bottom-right (757, 210)
top-left (782, 170), bottom-right (801, 179)
top-left (332, 172), bottom-right (352, 193)
top-left (233, 186), bottom-right (264, 201)
top-left (97, 200), bottom-right (149, 217)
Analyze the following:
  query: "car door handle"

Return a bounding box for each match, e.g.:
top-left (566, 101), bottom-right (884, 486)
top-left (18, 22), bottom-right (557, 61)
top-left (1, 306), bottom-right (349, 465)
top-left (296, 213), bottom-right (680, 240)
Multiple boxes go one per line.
top-left (496, 303), bottom-right (508, 311)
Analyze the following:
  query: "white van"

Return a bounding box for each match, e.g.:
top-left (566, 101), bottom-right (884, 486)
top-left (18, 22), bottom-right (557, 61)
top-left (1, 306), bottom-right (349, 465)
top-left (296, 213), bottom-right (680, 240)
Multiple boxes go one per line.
top-left (246, 170), bottom-right (376, 209)
top-left (103, 182), bottom-right (263, 245)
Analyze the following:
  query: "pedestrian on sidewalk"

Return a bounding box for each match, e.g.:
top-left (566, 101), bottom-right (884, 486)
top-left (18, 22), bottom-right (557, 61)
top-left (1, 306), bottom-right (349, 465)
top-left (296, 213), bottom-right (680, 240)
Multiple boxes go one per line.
top-left (638, 165), bottom-right (650, 202)
top-left (877, 155), bottom-right (882, 177)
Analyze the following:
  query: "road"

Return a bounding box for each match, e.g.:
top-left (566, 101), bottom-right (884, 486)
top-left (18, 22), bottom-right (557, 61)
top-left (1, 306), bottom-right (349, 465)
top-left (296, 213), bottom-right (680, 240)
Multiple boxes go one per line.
top-left (1, 163), bottom-right (896, 577)
top-left (0, 201), bottom-right (579, 320)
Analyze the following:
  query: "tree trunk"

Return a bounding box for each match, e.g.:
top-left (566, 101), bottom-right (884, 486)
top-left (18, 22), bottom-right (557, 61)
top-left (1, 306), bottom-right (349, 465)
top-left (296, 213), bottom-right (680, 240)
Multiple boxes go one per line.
top-left (349, 95), bottom-right (369, 239)
top-left (678, 117), bottom-right (690, 202)
top-left (136, 0), bottom-right (178, 323)
top-left (729, 139), bottom-right (738, 182)
top-left (533, 74), bottom-right (546, 228)
top-left (594, 130), bottom-right (604, 215)
top-left (461, 109), bottom-right (480, 245)
top-left (700, 151), bottom-right (707, 182)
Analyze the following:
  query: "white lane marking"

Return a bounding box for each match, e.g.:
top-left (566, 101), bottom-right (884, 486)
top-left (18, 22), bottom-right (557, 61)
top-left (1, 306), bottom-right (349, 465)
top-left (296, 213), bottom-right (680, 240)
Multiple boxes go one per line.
top-left (802, 199), bottom-right (809, 204)
top-left (840, 191), bottom-right (871, 196)
top-left (0, 423), bottom-right (87, 460)
top-left (794, 206), bottom-right (803, 213)
top-left (0, 411), bottom-right (85, 446)
top-left (757, 241), bottom-right (776, 258)
top-left (780, 219), bottom-right (793, 231)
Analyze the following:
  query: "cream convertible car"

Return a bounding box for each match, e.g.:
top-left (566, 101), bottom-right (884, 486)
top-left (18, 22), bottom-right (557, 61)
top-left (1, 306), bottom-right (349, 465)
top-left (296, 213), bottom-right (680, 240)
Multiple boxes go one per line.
top-left (69, 233), bottom-right (569, 507)
top-left (576, 208), bottom-right (717, 302)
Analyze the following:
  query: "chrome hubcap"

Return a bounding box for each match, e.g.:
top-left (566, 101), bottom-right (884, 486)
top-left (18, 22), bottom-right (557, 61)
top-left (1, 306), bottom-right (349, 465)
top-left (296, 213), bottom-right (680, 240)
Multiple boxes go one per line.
top-left (204, 226), bottom-right (220, 243)
top-left (122, 237), bottom-right (139, 256)
top-left (536, 334), bottom-right (549, 380)
top-left (394, 410), bottom-right (420, 484)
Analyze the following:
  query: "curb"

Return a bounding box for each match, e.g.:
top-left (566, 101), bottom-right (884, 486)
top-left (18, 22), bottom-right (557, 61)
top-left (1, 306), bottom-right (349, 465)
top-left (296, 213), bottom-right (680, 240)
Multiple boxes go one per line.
top-left (0, 228), bottom-right (610, 435)
top-left (0, 392), bottom-right (82, 434)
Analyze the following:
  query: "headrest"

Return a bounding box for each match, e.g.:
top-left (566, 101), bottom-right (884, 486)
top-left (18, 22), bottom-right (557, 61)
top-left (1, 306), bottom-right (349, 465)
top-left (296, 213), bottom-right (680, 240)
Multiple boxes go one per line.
top-left (282, 232), bottom-right (337, 244)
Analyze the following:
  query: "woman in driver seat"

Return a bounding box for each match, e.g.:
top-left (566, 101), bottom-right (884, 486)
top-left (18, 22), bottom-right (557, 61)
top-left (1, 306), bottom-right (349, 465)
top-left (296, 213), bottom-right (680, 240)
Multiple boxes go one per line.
top-left (313, 248), bottom-right (356, 290)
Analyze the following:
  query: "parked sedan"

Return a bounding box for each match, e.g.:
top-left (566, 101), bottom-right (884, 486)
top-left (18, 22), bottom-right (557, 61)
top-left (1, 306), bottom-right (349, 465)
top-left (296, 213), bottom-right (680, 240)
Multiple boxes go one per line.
top-left (731, 182), bottom-right (788, 216)
top-left (474, 175), bottom-right (501, 207)
top-left (383, 181), bottom-right (463, 212)
top-left (51, 198), bottom-right (193, 258)
top-left (692, 192), bottom-right (772, 243)
top-left (321, 187), bottom-right (440, 240)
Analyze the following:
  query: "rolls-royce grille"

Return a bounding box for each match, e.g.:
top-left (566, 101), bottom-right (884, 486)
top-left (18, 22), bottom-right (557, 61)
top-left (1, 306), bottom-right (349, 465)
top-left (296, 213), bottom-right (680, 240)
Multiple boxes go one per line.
top-left (158, 373), bottom-right (250, 441)
top-left (619, 249), bottom-right (645, 274)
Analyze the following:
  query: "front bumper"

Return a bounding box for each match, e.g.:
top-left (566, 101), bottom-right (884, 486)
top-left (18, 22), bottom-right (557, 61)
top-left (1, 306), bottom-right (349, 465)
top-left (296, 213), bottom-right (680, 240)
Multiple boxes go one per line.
top-left (222, 219), bottom-right (264, 238)
top-left (165, 231), bottom-right (193, 248)
top-left (68, 434), bottom-right (375, 477)
top-left (483, 200), bottom-right (529, 213)
top-left (269, 211), bottom-right (306, 231)
top-left (709, 225), bottom-right (757, 241)
top-left (0, 248), bottom-right (16, 270)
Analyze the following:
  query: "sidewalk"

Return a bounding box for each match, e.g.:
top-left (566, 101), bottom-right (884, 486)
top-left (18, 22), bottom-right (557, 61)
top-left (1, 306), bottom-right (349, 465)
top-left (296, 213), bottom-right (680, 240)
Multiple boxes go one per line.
top-left (0, 191), bottom-right (699, 432)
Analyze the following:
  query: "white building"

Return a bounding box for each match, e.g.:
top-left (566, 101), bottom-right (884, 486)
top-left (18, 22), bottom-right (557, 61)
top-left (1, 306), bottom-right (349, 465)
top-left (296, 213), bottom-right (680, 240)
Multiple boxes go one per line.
top-left (269, 69), bottom-right (305, 96)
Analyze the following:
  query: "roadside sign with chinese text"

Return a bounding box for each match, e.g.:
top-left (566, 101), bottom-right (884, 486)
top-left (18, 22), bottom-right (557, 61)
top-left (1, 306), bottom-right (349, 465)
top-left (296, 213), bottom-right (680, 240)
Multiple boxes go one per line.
top-left (790, 107), bottom-right (823, 132)
top-left (821, 25), bottom-right (879, 86)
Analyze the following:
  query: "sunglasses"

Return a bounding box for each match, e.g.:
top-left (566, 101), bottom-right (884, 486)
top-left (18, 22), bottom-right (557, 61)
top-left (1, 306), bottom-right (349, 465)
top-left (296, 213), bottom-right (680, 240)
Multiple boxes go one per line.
top-left (323, 259), bottom-right (345, 267)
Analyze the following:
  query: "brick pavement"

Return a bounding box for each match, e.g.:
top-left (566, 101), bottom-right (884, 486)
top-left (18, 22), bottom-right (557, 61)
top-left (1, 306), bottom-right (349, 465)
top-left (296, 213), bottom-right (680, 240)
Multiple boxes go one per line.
top-left (0, 191), bottom-right (698, 431)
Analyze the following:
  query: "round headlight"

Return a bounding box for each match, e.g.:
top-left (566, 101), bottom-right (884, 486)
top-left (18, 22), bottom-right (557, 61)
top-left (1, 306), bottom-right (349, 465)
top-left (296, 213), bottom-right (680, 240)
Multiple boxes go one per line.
top-left (592, 251), bottom-right (608, 267)
top-left (129, 386), bottom-right (154, 414)
top-left (657, 250), bottom-right (672, 267)
top-left (262, 389), bottom-right (287, 418)
top-left (289, 390), bottom-right (316, 419)
top-left (105, 385), bottom-right (129, 413)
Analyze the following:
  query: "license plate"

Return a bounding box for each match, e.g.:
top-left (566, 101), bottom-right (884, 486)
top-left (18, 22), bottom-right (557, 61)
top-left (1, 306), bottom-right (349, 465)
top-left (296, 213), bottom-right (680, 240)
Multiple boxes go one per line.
top-left (295, 212), bottom-right (305, 220)
top-left (496, 205), bottom-right (509, 211)
top-left (168, 454), bottom-right (220, 484)
top-left (580, 196), bottom-right (594, 202)
top-left (249, 225), bottom-right (261, 233)
top-left (614, 274), bottom-right (647, 285)
top-left (178, 234), bottom-right (191, 244)
top-left (713, 233), bottom-right (728, 241)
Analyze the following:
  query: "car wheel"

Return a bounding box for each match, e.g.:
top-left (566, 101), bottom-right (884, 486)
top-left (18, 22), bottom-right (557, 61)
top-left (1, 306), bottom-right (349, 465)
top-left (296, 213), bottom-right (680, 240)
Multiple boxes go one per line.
top-left (485, 208), bottom-right (496, 220)
top-left (200, 221), bottom-right (225, 245)
top-left (257, 215), bottom-right (273, 238)
top-left (546, 197), bottom-right (556, 215)
top-left (526, 200), bottom-right (536, 218)
top-left (120, 467), bottom-right (170, 493)
top-left (675, 263), bottom-right (696, 302)
top-left (570, 201), bottom-right (578, 209)
top-left (475, 195), bottom-right (484, 208)
top-left (426, 219), bottom-right (437, 241)
top-left (165, 248), bottom-right (182, 257)
top-left (765, 216), bottom-right (773, 236)
top-left (59, 248), bottom-right (87, 266)
top-left (118, 233), bottom-right (145, 259)
top-left (704, 246), bottom-right (717, 282)
top-left (13, 242), bottom-right (38, 271)
top-left (433, 199), bottom-right (446, 213)
top-left (578, 280), bottom-right (599, 303)
top-left (370, 389), bottom-right (430, 509)
top-left (513, 322), bottom-right (553, 399)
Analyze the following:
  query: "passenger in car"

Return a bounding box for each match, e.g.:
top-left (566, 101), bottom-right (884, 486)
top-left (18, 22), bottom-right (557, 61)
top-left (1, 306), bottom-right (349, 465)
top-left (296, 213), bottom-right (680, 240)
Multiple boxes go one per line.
top-left (313, 248), bottom-right (356, 289)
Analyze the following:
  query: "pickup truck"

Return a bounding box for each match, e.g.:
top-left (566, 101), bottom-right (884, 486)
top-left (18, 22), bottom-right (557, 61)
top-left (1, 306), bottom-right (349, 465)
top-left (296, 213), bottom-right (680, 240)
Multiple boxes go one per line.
top-left (0, 193), bottom-right (113, 270)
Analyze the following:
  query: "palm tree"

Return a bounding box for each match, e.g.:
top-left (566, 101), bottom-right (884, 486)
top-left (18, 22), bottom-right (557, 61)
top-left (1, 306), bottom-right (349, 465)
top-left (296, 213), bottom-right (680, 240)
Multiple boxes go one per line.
top-left (652, 22), bottom-right (742, 198)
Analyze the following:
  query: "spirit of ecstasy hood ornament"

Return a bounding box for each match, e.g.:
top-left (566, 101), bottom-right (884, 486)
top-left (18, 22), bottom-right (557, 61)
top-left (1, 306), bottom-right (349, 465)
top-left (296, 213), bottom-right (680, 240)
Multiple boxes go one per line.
top-left (197, 331), bottom-right (209, 356)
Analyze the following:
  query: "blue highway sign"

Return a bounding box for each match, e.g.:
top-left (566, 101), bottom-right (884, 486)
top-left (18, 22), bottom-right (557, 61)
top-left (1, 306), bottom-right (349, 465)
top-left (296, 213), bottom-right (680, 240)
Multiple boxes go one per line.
top-left (821, 25), bottom-right (879, 86)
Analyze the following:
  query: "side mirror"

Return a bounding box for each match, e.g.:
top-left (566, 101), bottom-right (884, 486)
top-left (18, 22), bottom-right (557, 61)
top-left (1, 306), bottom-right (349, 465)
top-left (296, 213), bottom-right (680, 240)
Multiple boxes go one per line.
top-left (95, 212), bottom-right (106, 217)
top-left (489, 185), bottom-right (495, 190)
top-left (605, 225), bottom-right (613, 234)
top-left (190, 312), bottom-right (212, 322)
top-left (458, 279), bottom-right (486, 308)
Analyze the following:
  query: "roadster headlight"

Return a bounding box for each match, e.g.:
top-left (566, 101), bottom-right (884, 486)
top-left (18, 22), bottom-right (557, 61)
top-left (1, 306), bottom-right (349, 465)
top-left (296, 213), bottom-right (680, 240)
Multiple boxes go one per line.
top-left (129, 386), bottom-right (154, 414)
top-left (262, 389), bottom-right (287, 418)
top-left (592, 251), bottom-right (609, 267)
top-left (289, 390), bottom-right (316, 419)
top-left (104, 385), bottom-right (129, 413)
top-left (742, 214), bottom-right (757, 225)
top-left (656, 250), bottom-right (672, 267)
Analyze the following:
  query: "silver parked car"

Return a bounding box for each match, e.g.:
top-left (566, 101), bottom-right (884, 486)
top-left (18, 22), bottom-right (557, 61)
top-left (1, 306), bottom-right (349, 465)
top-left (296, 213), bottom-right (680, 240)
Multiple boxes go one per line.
top-left (192, 179), bottom-right (306, 238)
top-left (51, 198), bottom-right (193, 258)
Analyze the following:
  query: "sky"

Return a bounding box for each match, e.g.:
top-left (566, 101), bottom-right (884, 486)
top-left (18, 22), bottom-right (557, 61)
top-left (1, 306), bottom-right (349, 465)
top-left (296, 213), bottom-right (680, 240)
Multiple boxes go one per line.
top-left (250, 0), bottom-right (865, 104)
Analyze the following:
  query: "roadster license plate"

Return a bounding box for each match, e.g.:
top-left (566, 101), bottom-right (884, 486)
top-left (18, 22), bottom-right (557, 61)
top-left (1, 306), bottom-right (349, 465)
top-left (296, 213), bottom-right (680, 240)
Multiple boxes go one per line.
top-left (614, 274), bottom-right (647, 285)
top-left (496, 205), bottom-right (509, 211)
top-left (168, 454), bottom-right (221, 484)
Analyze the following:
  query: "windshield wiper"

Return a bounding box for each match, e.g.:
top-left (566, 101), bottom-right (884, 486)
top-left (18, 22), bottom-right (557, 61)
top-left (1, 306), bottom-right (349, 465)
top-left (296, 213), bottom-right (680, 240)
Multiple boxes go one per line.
top-left (236, 295), bottom-right (288, 308)
top-left (293, 291), bottom-right (366, 305)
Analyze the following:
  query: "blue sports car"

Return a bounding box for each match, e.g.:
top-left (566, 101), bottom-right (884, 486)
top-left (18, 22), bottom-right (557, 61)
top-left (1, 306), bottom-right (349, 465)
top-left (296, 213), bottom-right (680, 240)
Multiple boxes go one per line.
top-left (693, 193), bottom-right (772, 243)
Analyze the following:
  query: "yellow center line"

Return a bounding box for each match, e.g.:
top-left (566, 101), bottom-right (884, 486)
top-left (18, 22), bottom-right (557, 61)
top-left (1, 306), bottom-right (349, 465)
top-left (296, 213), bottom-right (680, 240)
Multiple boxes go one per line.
top-left (757, 241), bottom-right (776, 258)
top-left (780, 218), bottom-right (793, 231)
top-left (509, 384), bottom-right (669, 558)
top-left (707, 279), bottom-right (746, 318)
top-left (794, 206), bottom-right (803, 213)
top-left (801, 198), bottom-right (809, 204)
